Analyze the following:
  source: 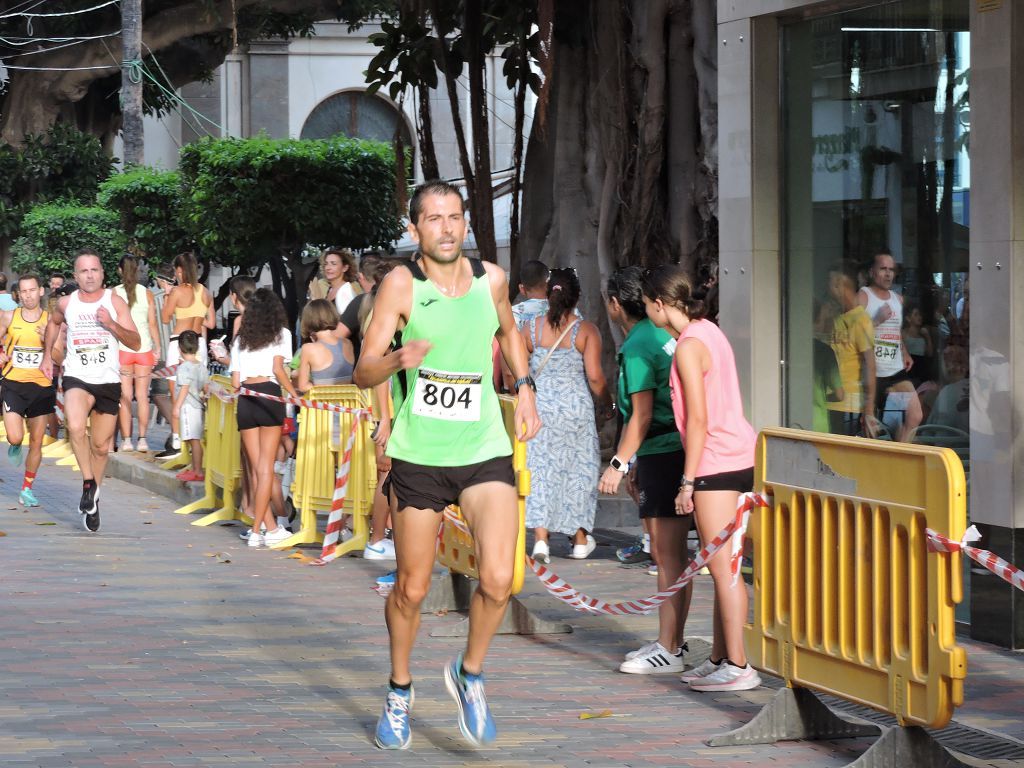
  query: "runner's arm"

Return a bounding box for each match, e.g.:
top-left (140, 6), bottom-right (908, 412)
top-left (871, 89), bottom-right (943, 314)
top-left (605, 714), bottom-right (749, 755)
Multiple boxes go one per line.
top-left (146, 290), bottom-right (161, 359)
top-left (598, 390), bottom-right (652, 494)
top-left (203, 288), bottom-right (215, 331)
top-left (353, 267), bottom-right (424, 389)
top-left (296, 346), bottom-right (314, 393)
top-left (488, 262), bottom-right (540, 440)
top-left (273, 355), bottom-right (298, 399)
top-left (102, 294), bottom-right (141, 351)
top-left (0, 310), bottom-right (13, 365)
top-left (159, 283), bottom-right (176, 324)
top-left (676, 338), bottom-right (709, 515)
top-left (40, 297), bottom-right (68, 379)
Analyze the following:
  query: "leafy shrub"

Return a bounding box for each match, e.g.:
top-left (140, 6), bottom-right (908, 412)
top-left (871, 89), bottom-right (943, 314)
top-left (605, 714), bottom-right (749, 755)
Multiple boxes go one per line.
top-left (99, 166), bottom-right (190, 265)
top-left (11, 202), bottom-right (125, 279)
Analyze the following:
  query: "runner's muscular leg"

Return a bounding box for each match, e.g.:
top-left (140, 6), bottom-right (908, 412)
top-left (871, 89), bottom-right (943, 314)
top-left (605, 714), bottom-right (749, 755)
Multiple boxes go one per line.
top-left (87, 412), bottom-right (118, 487)
top-left (3, 406), bottom-right (25, 446)
top-left (458, 480), bottom-right (518, 674)
top-left (64, 388), bottom-right (97, 479)
top-left (386, 501), bottom-right (444, 685)
top-left (25, 415), bottom-right (47, 475)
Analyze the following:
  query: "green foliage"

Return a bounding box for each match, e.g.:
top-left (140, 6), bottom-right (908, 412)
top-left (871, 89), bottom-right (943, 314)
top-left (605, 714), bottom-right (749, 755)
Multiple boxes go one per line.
top-left (0, 123), bottom-right (114, 241)
top-left (178, 135), bottom-right (403, 268)
top-left (99, 167), bottom-right (191, 265)
top-left (10, 202), bottom-right (125, 279)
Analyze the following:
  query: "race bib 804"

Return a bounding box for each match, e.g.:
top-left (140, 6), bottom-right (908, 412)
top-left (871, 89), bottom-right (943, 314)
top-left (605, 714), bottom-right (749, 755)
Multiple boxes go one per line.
top-left (411, 367), bottom-right (482, 422)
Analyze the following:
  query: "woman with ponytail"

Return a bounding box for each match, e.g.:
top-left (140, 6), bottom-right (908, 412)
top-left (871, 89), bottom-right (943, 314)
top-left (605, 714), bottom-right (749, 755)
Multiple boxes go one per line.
top-left (114, 255), bottom-right (160, 452)
top-left (521, 267), bottom-right (612, 563)
top-left (642, 264), bottom-right (760, 693)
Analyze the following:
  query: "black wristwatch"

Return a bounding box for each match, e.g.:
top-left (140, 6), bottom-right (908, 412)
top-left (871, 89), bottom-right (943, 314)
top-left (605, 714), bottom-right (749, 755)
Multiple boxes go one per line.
top-left (513, 375), bottom-right (536, 393)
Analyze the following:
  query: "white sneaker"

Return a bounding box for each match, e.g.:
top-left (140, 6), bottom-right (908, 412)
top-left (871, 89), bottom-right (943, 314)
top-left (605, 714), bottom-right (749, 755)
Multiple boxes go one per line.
top-left (276, 516), bottom-right (292, 532)
top-left (531, 540), bottom-right (550, 564)
top-left (239, 524), bottom-right (267, 541)
top-left (120, 439), bottom-right (134, 452)
top-left (688, 662), bottom-right (761, 692)
top-left (136, 437), bottom-right (149, 452)
top-left (263, 527), bottom-right (292, 546)
top-left (247, 532), bottom-right (265, 548)
top-left (364, 539), bottom-right (396, 560)
top-left (680, 658), bottom-right (722, 683)
top-left (569, 534), bottom-right (597, 560)
top-left (618, 642), bottom-right (684, 674)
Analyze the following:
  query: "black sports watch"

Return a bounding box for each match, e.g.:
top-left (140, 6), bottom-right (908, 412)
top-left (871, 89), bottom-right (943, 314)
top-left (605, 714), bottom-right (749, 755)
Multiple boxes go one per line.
top-left (513, 375), bottom-right (537, 393)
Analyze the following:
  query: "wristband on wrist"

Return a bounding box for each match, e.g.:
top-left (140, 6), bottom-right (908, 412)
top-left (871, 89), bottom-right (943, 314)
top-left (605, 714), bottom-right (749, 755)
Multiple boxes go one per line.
top-left (610, 454), bottom-right (629, 473)
top-left (680, 476), bottom-right (695, 489)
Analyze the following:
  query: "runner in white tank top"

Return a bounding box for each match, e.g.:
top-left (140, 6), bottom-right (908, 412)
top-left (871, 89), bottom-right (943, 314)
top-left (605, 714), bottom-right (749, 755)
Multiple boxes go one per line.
top-left (857, 252), bottom-right (922, 442)
top-left (41, 251), bottom-right (141, 533)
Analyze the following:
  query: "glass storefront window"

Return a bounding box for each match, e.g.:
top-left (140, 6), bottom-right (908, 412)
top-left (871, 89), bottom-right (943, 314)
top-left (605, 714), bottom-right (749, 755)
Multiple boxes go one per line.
top-left (782, 1), bottom-right (970, 473)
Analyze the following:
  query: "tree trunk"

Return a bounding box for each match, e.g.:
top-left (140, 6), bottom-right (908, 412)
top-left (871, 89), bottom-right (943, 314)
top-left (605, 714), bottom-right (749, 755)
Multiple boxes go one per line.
top-left (121, 0), bottom-right (145, 166)
top-left (507, 29), bottom-right (529, 299)
top-left (416, 81), bottom-right (440, 180)
top-left (463, 0), bottom-right (497, 262)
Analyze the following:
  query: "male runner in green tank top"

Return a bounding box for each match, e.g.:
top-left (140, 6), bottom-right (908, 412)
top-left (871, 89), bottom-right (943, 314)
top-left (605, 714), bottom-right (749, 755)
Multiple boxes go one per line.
top-left (355, 180), bottom-right (541, 750)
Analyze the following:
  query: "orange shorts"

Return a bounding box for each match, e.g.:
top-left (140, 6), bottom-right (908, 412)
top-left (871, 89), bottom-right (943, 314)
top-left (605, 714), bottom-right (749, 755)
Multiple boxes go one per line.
top-left (119, 349), bottom-right (156, 368)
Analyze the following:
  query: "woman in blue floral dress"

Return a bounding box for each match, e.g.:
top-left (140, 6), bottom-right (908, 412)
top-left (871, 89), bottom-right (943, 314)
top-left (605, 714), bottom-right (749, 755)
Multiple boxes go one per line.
top-left (522, 268), bottom-right (613, 562)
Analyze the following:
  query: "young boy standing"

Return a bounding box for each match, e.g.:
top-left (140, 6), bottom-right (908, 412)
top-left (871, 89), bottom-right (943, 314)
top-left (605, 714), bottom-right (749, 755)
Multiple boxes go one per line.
top-left (173, 330), bottom-right (208, 482)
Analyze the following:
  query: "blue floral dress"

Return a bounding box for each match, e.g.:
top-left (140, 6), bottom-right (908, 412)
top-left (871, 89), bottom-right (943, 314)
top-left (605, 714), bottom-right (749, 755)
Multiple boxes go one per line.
top-left (525, 317), bottom-right (599, 535)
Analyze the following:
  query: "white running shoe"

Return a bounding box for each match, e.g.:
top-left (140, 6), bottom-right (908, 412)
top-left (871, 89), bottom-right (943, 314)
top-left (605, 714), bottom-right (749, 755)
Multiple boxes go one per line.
top-left (624, 640), bottom-right (659, 661)
top-left (618, 642), bottom-right (684, 674)
top-left (569, 534), bottom-right (597, 560)
top-left (263, 527), bottom-right (292, 547)
top-left (120, 439), bottom-right (134, 452)
top-left (136, 437), bottom-right (149, 452)
top-left (364, 538), bottom-right (396, 560)
top-left (531, 540), bottom-right (550, 564)
top-left (680, 658), bottom-right (722, 683)
top-left (688, 662), bottom-right (761, 692)
top-left (247, 532), bottom-right (265, 548)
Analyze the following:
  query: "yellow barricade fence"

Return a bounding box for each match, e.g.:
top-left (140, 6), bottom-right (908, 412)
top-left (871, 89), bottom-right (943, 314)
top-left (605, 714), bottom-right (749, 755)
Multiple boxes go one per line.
top-left (272, 384), bottom-right (376, 552)
top-left (436, 396), bottom-right (530, 595)
top-left (174, 375), bottom-right (249, 527)
top-left (712, 427), bottom-right (969, 766)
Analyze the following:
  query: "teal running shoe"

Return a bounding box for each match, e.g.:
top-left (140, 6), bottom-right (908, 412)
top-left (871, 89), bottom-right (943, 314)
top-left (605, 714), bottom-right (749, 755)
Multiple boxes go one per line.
top-left (374, 684), bottom-right (413, 749)
top-left (19, 488), bottom-right (38, 507)
top-left (444, 655), bottom-right (496, 746)
top-left (7, 444), bottom-right (23, 466)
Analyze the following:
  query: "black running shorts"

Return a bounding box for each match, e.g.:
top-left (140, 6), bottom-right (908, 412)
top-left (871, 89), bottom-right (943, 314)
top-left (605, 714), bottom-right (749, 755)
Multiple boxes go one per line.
top-left (2, 379), bottom-right (56, 419)
top-left (62, 376), bottom-right (121, 416)
top-left (384, 455), bottom-right (515, 512)
top-left (236, 381), bottom-right (285, 430)
top-left (635, 448), bottom-right (685, 519)
top-left (694, 466), bottom-right (754, 493)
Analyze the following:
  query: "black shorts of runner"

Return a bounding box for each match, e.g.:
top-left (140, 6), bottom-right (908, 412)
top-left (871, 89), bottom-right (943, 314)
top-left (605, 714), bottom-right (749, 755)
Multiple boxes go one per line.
top-left (62, 376), bottom-right (121, 416)
top-left (3, 379), bottom-right (56, 419)
top-left (384, 455), bottom-right (515, 512)
top-left (694, 466), bottom-right (754, 493)
top-left (875, 370), bottom-right (913, 413)
top-left (635, 448), bottom-right (685, 519)
top-left (236, 381), bottom-right (285, 430)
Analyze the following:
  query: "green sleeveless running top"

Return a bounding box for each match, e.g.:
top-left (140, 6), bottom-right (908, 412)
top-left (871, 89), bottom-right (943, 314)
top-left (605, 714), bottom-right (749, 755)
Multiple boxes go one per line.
top-left (386, 258), bottom-right (512, 467)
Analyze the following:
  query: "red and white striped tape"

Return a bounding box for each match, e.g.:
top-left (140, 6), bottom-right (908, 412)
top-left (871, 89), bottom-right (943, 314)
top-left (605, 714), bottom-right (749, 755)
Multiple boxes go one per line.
top-left (54, 387), bottom-right (64, 422)
top-left (311, 415), bottom-right (363, 565)
top-left (927, 524), bottom-right (1024, 593)
top-left (527, 492), bottom-right (770, 615)
top-left (236, 386), bottom-right (371, 416)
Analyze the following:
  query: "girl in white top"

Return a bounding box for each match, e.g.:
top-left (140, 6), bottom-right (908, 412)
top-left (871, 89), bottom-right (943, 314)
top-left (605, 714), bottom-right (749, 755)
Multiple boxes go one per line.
top-left (114, 255), bottom-right (161, 452)
top-left (230, 288), bottom-right (298, 549)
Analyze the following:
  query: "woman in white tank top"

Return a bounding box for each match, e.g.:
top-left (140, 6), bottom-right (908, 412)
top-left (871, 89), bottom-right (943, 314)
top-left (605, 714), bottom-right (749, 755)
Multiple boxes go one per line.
top-left (114, 256), bottom-right (161, 452)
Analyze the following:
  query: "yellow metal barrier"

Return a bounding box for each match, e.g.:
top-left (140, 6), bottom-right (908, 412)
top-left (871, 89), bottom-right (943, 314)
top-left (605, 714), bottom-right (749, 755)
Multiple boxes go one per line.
top-left (174, 376), bottom-right (249, 527)
top-left (436, 395), bottom-right (530, 595)
top-left (271, 384), bottom-right (376, 552)
top-left (713, 427), bottom-right (969, 765)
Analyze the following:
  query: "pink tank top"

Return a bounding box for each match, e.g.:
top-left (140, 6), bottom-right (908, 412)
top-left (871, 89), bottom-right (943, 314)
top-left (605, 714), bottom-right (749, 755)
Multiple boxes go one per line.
top-left (669, 319), bottom-right (756, 477)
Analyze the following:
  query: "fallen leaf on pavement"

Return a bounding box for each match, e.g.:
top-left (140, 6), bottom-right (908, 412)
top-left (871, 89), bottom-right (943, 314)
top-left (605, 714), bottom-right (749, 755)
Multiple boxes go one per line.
top-left (0, 531), bottom-right (6, 536)
top-left (35, 521), bottom-right (56, 526)
top-left (286, 552), bottom-right (317, 563)
top-left (579, 710), bottom-right (613, 720)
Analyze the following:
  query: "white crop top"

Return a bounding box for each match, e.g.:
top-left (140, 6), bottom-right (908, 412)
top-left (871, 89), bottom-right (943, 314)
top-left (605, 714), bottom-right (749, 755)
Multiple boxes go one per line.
top-left (230, 329), bottom-right (292, 380)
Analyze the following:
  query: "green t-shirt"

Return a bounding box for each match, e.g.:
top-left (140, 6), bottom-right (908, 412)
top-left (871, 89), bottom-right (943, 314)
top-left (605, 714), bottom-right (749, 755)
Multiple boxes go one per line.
top-left (617, 318), bottom-right (682, 456)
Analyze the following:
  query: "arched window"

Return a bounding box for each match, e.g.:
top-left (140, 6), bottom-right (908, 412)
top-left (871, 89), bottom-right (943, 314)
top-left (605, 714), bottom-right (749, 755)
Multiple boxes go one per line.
top-left (300, 90), bottom-right (413, 146)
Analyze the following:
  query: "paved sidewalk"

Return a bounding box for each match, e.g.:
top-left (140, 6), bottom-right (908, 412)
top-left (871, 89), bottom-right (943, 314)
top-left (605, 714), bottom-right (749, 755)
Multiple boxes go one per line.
top-left (2, 454), bottom-right (1023, 767)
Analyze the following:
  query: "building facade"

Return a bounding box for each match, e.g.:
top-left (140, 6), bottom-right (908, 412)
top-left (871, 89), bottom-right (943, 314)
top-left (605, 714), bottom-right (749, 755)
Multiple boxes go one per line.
top-left (718, 0), bottom-right (1022, 647)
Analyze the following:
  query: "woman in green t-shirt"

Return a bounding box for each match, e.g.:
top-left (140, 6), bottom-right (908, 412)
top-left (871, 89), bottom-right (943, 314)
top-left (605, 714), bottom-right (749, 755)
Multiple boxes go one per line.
top-left (598, 267), bottom-right (693, 677)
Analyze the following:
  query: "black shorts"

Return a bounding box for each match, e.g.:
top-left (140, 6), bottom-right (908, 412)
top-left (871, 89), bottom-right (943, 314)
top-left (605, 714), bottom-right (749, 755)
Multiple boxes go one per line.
top-left (875, 371), bottom-right (912, 412)
top-left (3, 380), bottom-right (56, 419)
top-left (237, 381), bottom-right (285, 430)
top-left (62, 376), bottom-right (121, 416)
top-left (635, 449), bottom-right (685, 519)
top-left (694, 466), bottom-right (754, 493)
top-left (384, 455), bottom-right (514, 512)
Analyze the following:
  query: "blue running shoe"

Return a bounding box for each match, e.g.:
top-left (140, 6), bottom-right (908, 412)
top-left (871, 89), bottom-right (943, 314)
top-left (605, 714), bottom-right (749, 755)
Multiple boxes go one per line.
top-left (376, 571), bottom-right (396, 586)
top-left (7, 444), bottom-right (23, 466)
top-left (443, 655), bottom-right (496, 746)
top-left (19, 488), bottom-right (39, 507)
top-left (616, 540), bottom-right (651, 564)
top-left (374, 684), bottom-right (413, 750)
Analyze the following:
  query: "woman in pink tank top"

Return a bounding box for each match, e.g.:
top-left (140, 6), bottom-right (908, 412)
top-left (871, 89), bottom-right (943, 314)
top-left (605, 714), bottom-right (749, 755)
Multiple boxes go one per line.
top-left (642, 265), bottom-right (761, 693)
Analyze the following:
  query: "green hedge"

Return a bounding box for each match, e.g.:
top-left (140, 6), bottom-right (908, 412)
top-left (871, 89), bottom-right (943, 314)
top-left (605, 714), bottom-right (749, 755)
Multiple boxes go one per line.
top-left (11, 202), bottom-right (125, 279)
top-left (99, 166), bottom-right (191, 265)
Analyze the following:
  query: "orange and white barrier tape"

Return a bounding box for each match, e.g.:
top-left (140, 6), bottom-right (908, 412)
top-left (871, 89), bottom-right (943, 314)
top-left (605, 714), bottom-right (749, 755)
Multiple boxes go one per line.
top-left (312, 416), bottom-right (364, 565)
top-left (927, 524), bottom-right (1024, 593)
top-left (528, 492), bottom-right (770, 615)
top-left (236, 386), bottom-right (370, 416)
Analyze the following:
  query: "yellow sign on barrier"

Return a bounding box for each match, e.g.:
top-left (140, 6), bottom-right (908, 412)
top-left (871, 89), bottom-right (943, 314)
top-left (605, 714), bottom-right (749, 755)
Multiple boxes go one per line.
top-left (746, 427), bottom-right (967, 729)
top-left (277, 384), bottom-right (377, 553)
top-left (436, 395), bottom-right (530, 595)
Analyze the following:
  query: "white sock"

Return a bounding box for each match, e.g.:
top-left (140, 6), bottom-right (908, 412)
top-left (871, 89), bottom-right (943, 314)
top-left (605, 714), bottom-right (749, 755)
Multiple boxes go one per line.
top-left (171, 433), bottom-right (181, 449)
top-left (642, 532), bottom-right (651, 553)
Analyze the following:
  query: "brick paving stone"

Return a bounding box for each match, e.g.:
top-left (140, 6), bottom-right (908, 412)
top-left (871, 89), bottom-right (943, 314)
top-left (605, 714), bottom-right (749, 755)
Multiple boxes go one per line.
top-left (2, 452), bottom-right (1024, 767)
